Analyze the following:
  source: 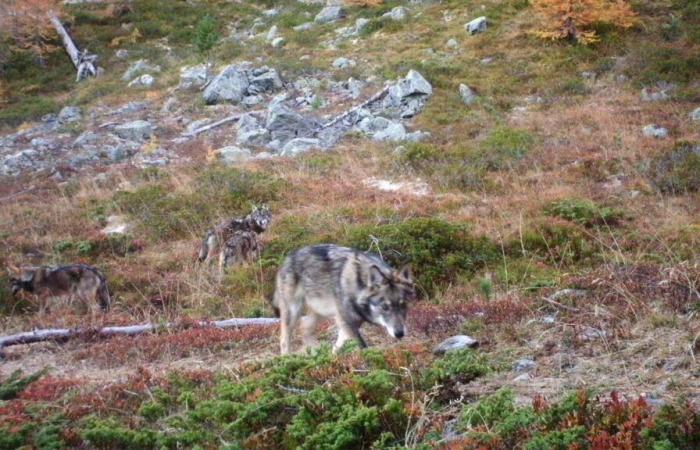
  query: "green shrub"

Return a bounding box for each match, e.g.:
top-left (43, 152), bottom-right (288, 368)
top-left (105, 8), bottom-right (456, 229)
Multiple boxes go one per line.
top-left (0, 369), bottom-right (47, 400)
top-left (194, 15), bottom-right (219, 53)
top-left (425, 349), bottom-right (491, 386)
top-left (511, 220), bottom-right (596, 265)
top-left (480, 126), bottom-right (534, 170)
top-left (346, 218), bottom-right (499, 295)
top-left (649, 142), bottom-right (700, 194)
top-left (544, 198), bottom-right (623, 227)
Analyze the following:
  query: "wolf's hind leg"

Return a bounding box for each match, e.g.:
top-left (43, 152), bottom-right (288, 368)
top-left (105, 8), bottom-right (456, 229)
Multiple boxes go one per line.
top-left (300, 313), bottom-right (320, 351)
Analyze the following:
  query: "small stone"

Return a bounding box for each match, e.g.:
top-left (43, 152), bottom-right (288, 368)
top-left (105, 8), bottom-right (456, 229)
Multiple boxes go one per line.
top-left (383, 6), bottom-right (408, 21)
top-left (263, 8), bottom-right (279, 17)
top-left (513, 373), bottom-right (532, 382)
top-left (127, 73), bottom-right (155, 88)
top-left (514, 358), bottom-right (537, 372)
top-left (58, 106), bottom-right (82, 123)
top-left (446, 38), bottom-right (459, 49)
top-left (293, 22), bottom-right (315, 32)
top-left (332, 57), bottom-right (356, 69)
top-left (114, 120), bottom-right (153, 141)
top-left (643, 124), bottom-right (668, 139)
top-left (372, 122), bottom-right (406, 142)
top-left (122, 59), bottom-right (160, 81)
top-left (465, 16), bottom-right (487, 35)
top-left (433, 335), bottom-right (479, 355)
top-left (271, 37), bottom-right (286, 48)
top-left (115, 49), bottom-right (129, 59)
top-left (480, 57), bottom-right (494, 65)
top-left (280, 138), bottom-right (321, 156)
top-left (581, 71), bottom-right (596, 79)
top-left (459, 84), bottom-right (477, 105)
top-left (266, 25), bottom-right (280, 41)
top-left (315, 6), bottom-right (346, 24)
top-left (354, 17), bottom-right (370, 33)
top-left (690, 107), bottom-right (700, 122)
top-left (214, 145), bottom-right (252, 165)
top-left (179, 64), bottom-right (210, 90)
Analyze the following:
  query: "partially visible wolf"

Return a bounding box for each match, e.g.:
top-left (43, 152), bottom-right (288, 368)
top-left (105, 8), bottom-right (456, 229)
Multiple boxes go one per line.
top-left (198, 205), bottom-right (271, 269)
top-left (9, 264), bottom-right (111, 312)
top-left (218, 230), bottom-right (263, 272)
top-left (270, 244), bottom-right (415, 354)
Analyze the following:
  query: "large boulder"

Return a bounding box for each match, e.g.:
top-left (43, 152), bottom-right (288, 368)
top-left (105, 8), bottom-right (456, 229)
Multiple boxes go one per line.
top-left (381, 70), bottom-right (433, 118)
top-left (280, 138), bottom-right (321, 156)
top-left (179, 65), bottom-right (211, 90)
top-left (214, 145), bottom-right (252, 165)
top-left (114, 120), bottom-right (153, 141)
top-left (265, 100), bottom-right (317, 142)
top-left (315, 6), bottom-right (346, 24)
top-left (383, 6), bottom-right (408, 21)
top-left (203, 65), bottom-right (250, 105)
top-left (248, 68), bottom-right (283, 94)
top-left (236, 113), bottom-right (270, 146)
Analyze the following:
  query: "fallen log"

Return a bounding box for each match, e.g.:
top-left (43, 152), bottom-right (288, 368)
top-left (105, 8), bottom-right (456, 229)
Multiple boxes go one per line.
top-left (317, 85), bottom-right (391, 131)
top-left (49, 15), bottom-right (98, 82)
top-left (0, 317), bottom-right (279, 356)
top-left (182, 110), bottom-right (265, 137)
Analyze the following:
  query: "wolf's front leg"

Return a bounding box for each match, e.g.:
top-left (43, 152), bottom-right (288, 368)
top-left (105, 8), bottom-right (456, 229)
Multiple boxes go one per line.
top-left (333, 319), bottom-right (366, 353)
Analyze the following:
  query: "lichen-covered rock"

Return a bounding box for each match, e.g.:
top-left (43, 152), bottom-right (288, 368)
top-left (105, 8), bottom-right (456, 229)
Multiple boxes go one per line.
top-left (203, 65), bottom-right (250, 105)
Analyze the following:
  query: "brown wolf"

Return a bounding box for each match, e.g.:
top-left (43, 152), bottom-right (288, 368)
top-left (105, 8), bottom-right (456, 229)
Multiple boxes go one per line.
top-left (9, 264), bottom-right (111, 313)
top-left (271, 244), bottom-right (415, 355)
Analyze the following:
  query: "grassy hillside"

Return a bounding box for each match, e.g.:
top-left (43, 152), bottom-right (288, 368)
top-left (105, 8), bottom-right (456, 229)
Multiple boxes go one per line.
top-left (0, 0), bottom-right (699, 448)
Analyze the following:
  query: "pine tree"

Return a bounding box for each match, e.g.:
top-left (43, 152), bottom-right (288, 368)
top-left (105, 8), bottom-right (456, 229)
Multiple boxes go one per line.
top-left (532, 0), bottom-right (637, 45)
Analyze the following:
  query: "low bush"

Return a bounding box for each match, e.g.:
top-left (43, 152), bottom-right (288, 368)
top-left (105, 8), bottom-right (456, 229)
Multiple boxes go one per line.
top-left (649, 142), bottom-right (700, 194)
top-left (544, 198), bottom-right (623, 227)
top-left (346, 218), bottom-right (499, 295)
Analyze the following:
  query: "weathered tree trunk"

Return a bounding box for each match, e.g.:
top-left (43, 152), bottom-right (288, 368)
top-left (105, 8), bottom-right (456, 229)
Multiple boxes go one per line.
top-left (49, 15), bottom-right (98, 82)
top-left (0, 317), bottom-right (279, 356)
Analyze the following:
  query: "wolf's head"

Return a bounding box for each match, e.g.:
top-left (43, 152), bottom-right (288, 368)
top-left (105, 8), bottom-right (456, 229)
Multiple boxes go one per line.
top-left (248, 205), bottom-right (272, 233)
top-left (362, 264), bottom-right (415, 340)
top-left (9, 268), bottom-right (36, 296)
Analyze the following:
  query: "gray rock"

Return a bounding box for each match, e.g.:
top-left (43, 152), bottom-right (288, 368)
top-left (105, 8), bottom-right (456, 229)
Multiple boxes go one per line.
top-left (383, 6), bottom-right (408, 21)
top-left (242, 95), bottom-right (264, 106)
top-left (115, 49), bottom-right (129, 59)
top-left (480, 57), bottom-right (494, 65)
top-left (58, 106), bottom-right (82, 123)
top-left (105, 146), bottom-right (127, 162)
top-left (236, 113), bottom-right (270, 146)
top-left (280, 138), bottom-right (321, 156)
top-left (465, 16), bottom-right (487, 34)
top-left (266, 25), bottom-right (280, 42)
top-left (179, 64), bottom-right (211, 90)
top-left (358, 116), bottom-right (392, 133)
top-left (203, 65), bottom-right (250, 104)
top-left (271, 37), bottom-right (286, 48)
top-left (380, 70), bottom-right (433, 118)
top-left (73, 131), bottom-right (99, 147)
top-left (446, 38), bottom-right (459, 49)
top-left (332, 57), bottom-right (356, 69)
top-left (315, 6), bottom-right (346, 24)
top-left (547, 289), bottom-right (587, 302)
top-left (114, 120), bottom-right (153, 141)
top-left (265, 101), bottom-right (316, 142)
top-left (690, 107), bottom-right (700, 122)
top-left (641, 82), bottom-right (675, 102)
top-left (354, 17), bottom-right (370, 33)
top-left (405, 130), bottom-right (430, 142)
top-left (101, 215), bottom-right (132, 235)
top-left (374, 125), bottom-right (409, 142)
top-left (30, 138), bottom-right (53, 150)
top-left (513, 373), bottom-right (532, 382)
top-left (293, 22), bottom-right (315, 32)
top-left (514, 358), bottom-right (537, 372)
top-left (459, 83), bottom-right (477, 105)
top-left (116, 101), bottom-right (149, 114)
top-left (643, 124), bottom-right (668, 139)
top-left (122, 59), bottom-right (161, 81)
top-left (263, 8), bottom-right (280, 17)
top-left (248, 68), bottom-right (283, 94)
top-left (433, 335), bottom-right (479, 354)
top-left (127, 73), bottom-right (155, 88)
top-left (214, 145), bottom-right (252, 165)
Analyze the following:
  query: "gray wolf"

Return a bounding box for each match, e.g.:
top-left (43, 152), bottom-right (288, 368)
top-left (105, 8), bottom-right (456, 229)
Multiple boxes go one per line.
top-left (218, 230), bottom-right (263, 272)
top-left (270, 244), bottom-right (415, 354)
top-left (9, 264), bottom-right (111, 312)
top-left (198, 205), bottom-right (271, 269)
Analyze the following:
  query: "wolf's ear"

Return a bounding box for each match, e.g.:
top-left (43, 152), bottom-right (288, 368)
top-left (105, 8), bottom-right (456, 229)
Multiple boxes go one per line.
top-left (369, 265), bottom-right (388, 287)
top-left (396, 264), bottom-right (412, 282)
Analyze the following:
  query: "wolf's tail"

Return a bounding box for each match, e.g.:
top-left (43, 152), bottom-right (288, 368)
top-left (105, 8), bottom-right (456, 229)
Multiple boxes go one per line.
top-left (97, 280), bottom-right (111, 311)
top-left (267, 292), bottom-right (280, 317)
top-left (197, 231), bottom-right (212, 262)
